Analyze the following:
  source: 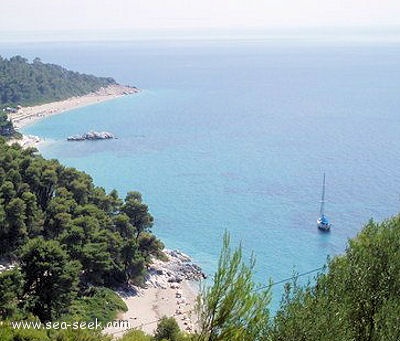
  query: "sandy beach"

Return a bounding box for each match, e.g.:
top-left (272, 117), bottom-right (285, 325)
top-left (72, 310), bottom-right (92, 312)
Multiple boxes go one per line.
top-left (6, 84), bottom-right (138, 148)
top-left (104, 250), bottom-right (205, 338)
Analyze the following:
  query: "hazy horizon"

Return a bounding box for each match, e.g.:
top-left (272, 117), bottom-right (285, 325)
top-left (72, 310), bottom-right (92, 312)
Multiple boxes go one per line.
top-left (1, 26), bottom-right (400, 44)
top-left (1, 1), bottom-right (400, 43)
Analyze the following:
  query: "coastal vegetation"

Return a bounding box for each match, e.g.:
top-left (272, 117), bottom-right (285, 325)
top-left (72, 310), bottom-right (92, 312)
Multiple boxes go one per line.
top-left (195, 217), bottom-right (400, 340)
top-left (0, 138), bottom-right (163, 339)
top-left (197, 233), bottom-right (270, 341)
top-left (0, 56), bottom-right (116, 107)
top-left (269, 216), bottom-right (400, 340)
top-left (0, 112), bottom-right (14, 137)
top-left (1, 127), bottom-right (400, 340)
top-left (116, 216), bottom-right (400, 341)
top-left (0, 55), bottom-right (118, 137)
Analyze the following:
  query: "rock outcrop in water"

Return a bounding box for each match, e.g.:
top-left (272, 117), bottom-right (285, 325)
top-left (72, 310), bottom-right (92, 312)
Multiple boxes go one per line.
top-left (67, 131), bottom-right (114, 141)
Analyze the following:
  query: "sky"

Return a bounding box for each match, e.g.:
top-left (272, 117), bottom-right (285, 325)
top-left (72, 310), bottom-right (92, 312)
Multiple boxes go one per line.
top-left (0, 0), bottom-right (399, 41)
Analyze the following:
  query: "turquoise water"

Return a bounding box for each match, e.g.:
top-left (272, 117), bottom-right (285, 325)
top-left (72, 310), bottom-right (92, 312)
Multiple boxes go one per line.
top-left (5, 40), bottom-right (400, 306)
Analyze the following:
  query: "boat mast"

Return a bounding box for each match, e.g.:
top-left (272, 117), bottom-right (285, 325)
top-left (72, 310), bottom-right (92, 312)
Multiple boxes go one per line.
top-left (320, 172), bottom-right (326, 217)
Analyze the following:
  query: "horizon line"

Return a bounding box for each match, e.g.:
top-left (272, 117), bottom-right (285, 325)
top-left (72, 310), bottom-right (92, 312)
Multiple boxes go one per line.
top-left (1, 26), bottom-right (400, 44)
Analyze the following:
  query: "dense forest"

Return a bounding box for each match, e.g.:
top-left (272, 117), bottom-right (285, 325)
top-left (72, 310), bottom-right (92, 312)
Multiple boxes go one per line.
top-left (0, 55), bottom-right (116, 107)
top-left (1, 138), bottom-right (399, 340)
top-left (0, 111), bottom-right (13, 136)
top-left (0, 139), bottom-right (166, 340)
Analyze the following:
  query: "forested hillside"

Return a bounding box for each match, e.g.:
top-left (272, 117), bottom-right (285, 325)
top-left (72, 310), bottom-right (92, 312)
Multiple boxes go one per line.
top-left (0, 139), bottom-right (163, 326)
top-left (0, 56), bottom-right (116, 107)
top-left (0, 111), bottom-right (13, 136)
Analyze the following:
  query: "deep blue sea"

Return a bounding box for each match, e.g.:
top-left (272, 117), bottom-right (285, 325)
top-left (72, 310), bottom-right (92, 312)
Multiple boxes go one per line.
top-left (2, 39), bottom-right (400, 307)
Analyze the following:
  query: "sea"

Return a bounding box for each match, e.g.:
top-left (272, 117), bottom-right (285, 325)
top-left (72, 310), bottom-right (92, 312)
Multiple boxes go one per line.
top-left (2, 38), bottom-right (400, 308)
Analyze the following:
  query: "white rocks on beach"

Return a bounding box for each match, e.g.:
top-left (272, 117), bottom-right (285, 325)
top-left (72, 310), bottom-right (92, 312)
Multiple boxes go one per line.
top-left (105, 249), bottom-right (206, 337)
top-left (0, 260), bottom-right (16, 273)
top-left (146, 249), bottom-right (207, 289)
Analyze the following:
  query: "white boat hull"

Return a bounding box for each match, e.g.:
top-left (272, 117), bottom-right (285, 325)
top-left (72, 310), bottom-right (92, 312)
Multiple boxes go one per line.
top-left (317, 218), bottom-right (331, 232)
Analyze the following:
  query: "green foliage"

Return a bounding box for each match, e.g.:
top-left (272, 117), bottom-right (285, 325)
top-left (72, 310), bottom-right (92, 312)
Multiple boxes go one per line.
top-left (0, 55), bottom-right (118, 137)
top-left (122, 191), bottom-right (154, 241)
top-left (196, 220), bottom-right (400, 340)
top-left (4, 197), bottom-right (28, 250)
top-left (0, 138), bottom-right (162, 274)
top-left (139, 232), bottom-right (165, 262)
top-left (0, 323), bottom-right (112, 341)
top-left (19, 238), bottom-right (81, 322)
top-left (68, 287), bottom-right (127, 325)
top-left (154, 317), bottom-right (181, 341)
top-left (0, 139), bottom-right (163, 325)
top-left (0, 269), bottom-right (24, 319)
top-left (0, 55), bottom-right (116, 107)
top-left (51, 328), bottom-right (112, 341)
top-left (119, 329), bottom-right (152, 341)
top-left (0, 112), bottom-right (14, 136)
top-left (271, 216), bottom-right (400, 341)
top-left (0, 322), bottom-right (50, 341)
top-left (197, 232), bottom-right (271, 341)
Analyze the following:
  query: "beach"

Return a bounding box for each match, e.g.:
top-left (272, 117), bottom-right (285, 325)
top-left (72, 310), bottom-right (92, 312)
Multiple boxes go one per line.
top-left (6, 84), bottom-right (138, 147)
top-left (4, 83), bottom-right (205, 337)
top-left (104, 250), bottom-right (205, 337)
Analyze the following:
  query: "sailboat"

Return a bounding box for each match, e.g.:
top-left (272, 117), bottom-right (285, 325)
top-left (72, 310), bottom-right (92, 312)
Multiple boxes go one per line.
top-left (317, 173), bottom-right (331, 232)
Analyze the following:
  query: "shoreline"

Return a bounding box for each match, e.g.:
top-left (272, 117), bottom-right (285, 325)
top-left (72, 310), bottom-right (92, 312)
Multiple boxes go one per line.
top-left (4, 86), bottom-right (207, 337)
top-left (104, 250), bottom-right (206, 337)
top-left (7, 84), bottom-right (138, 148)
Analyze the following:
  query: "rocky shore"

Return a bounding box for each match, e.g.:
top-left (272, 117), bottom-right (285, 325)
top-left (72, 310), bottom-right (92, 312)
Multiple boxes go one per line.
top-left (145, 249), bottom-right (207, 288)
top-left (0, 259), bottom-right (16, 273)
top-left (105, 250), bottom-right (206, 337)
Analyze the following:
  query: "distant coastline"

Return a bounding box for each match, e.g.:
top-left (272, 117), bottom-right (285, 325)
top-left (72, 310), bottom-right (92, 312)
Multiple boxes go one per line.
top-left (7, 84), bottom-right (138, 148)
